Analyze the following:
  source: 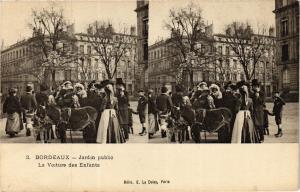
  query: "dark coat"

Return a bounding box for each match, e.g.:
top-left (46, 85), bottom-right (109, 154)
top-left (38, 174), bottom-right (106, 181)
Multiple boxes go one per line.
top-left (137, 96), bottom-right (148, 124)
top-left (3, 95), bottom-right (22, 114)
top-left (84, 92), bottom-right (107, 130)
top-left (171, 93), bottom-right (184, 108)
top-left (156, 94), bottom-right (173, 114)
top-left (223, 91), bottom-right (239, 115)
top-left (35, 92), bottom-right (49, 107)
top-left (180, 105), bottom-right (195, 126)
top-left (20, 92), bottom-right (37, 112)
top-left (273, 97), bottom-right (285, 116)
top-left (137, 96), bottom-right (148, 113)
top-left (250, 91), bottom-right (265, 127)
top-left (192, 94), bottom-right (214, 110)
top-left (148, 96), bottom-right (158, 115)
top-left (56, 89), bottom-right (75, 108)
top-left (117, 95), bottom-right (129, 125)
top-left (211, 95), bottom-right (224, 108)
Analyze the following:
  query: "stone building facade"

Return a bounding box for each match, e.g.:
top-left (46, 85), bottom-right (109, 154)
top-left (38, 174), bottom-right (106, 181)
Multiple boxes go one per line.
top-left (1, 32), bottom-right (137, 96)
top-left (273, 0), bottom-right (299, 101)
top-left (148, 31), bottom-right (277, 97)
top-left (135, 0), bottom-right (149, 90)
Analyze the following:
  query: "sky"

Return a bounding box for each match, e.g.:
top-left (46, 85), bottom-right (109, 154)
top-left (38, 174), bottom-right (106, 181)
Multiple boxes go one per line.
top-left (0, 0), bottom-right (137, 47)
top-left (0, 0), bottom-right (276, 47)
top-left (149, 0), bottom-right (275, 45)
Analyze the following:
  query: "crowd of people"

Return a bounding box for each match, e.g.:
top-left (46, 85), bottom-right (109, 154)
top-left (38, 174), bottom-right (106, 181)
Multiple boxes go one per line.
top-left (2, 77), bottom-right (286, 144)
top-left (2, 78), bottom-right (148, 143)
top-left (148, 79), bottom-right (286, 143)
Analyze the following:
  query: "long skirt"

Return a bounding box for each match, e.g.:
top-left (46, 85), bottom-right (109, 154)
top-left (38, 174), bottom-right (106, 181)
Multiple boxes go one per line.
top-left (5, 112), bottom-right (22, 135)
top-left (96, 109), bottom-right (125, 144)
top-left (231, 110), bottom-right (260, 143)
top-left (149, 113), bottom-right (159, 134)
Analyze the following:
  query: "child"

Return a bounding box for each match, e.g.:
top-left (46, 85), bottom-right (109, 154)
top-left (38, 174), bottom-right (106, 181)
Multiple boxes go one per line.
top-left (263, 104), bottom-right (271, 135)
top-left (128, 107), bottom-right (134, 134)
top-left (270, 92), bottom-right (285, 137)
top-left (132, 90), bottom-right (148, 136)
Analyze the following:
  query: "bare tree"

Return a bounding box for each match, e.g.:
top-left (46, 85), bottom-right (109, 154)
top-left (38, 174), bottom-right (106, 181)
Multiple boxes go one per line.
top-left (27, 5), bottom-right (77, 88)
top-left (224, 22), bottom-right (273, 81)
top-left (164, 2), bottom-right (214, 87)
top-left (86, 21), bottom-right (135, 80)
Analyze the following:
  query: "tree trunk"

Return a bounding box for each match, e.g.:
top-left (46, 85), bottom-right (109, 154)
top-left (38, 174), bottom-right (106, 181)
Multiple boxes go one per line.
top-left (189, 71), bottom-right (194, 89)
top-left (51, 70), bottom-right (57, 89)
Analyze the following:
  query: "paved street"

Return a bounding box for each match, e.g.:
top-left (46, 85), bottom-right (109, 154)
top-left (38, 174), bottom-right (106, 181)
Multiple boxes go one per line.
top-left (149, 103), bottom-right (299, 143)
top-left (0, 101), bottom-right (147, 144)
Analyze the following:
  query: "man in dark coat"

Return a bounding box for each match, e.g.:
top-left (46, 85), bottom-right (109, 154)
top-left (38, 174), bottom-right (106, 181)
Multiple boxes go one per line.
top-left (222, 82), bottom-right (240, 142)
top-left (115, 78), bottom-right (130, 139)
top-left (171, 85), bottom-right (184, 108)
top-left (87, 81), bottom-right (107, 132)
top-left (35, 84), bottom-right (49, 107)
top-left (20, 85), bottom-right (37, 136)
top-left (250, 79), bottom-right (265, 142)
top-left (136, 90), bottom-right (148, 136)
top-left (156, 86), bottom-right (173, 138)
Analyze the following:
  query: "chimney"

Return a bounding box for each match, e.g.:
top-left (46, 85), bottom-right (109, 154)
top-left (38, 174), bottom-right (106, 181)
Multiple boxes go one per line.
top-left (269, 27), bottom-right (275, 37)
top-left (205, 24), bottom-right (214, 37)
top-left (130, 26), bottom-right (136, 35)
top-left (67, 24), bottom-right (75, 35)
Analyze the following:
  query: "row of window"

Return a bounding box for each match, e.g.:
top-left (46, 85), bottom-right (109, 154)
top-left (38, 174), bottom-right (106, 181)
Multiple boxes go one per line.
top-left (1, 47), bottom-right (28, 62)
top-left (149, 45), bottom-right (234, 61)
top-left (280, 15), bottom-right (299, 37)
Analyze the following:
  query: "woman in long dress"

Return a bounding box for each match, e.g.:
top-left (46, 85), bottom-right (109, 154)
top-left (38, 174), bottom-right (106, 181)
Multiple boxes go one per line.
top-left (3, 88), bottom-right (23, 137)
top-left (231, 84), bottom-right (260, 143)
top-left (96, 80), bottom-right (125, 143)
top-left (148, 89), bottom-right (159, 138)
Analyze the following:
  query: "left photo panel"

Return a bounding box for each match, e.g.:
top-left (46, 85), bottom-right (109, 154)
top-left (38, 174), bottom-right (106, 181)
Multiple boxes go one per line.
top-left (0, 0), bottom-right (149, 144)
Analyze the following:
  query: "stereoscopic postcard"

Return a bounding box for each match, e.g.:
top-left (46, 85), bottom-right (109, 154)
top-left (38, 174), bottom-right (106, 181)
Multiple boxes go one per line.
top-left (0, 0), bottom-right (299, 191)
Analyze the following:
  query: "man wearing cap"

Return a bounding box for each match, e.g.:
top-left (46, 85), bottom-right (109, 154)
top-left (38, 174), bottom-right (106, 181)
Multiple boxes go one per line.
top-left (250, 79), bottom-right (265, 142)
top-left (270, 92), bottom-right (285, 137)
top-left (116, 78), bottom-right (130, 140)
top-left (20, 85), bottom-right (38, 136)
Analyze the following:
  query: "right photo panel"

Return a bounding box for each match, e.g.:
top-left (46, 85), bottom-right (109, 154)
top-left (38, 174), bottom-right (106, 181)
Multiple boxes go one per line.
top-left (148, 0), bottom-right (299, 144)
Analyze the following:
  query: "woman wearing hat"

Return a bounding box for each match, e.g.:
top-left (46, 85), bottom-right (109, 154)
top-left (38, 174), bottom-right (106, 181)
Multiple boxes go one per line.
top-left (96, 80), bottom-right (125, 143)
top-left (74, 83), bottom-right (88, 107)
top-left (3, 88), bottom-right (23, 137)
top-left (231, 82), bottom-right (260, 143)
top-left (192, 84), bottom-right (215, 110)
top-left (250, 79), bottom-right (265, 142)
top-left (209, 84), bottom-right (223, 108)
